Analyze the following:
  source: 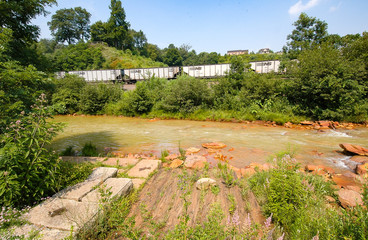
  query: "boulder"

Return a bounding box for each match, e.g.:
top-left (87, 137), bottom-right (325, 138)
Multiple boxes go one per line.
top-left (165, 154), bottom-right (179, 161)
top-left (284, 122), bottom-right (292, 128)
top-left (184, 155), bottom-right (207, 169)
top-left (195, 178), bottom-right (216, 190)
top-left (202, 142), bottom-right (227, 149)
top-left (319, 121), bottom-right (331, 129)
top-left (337, 189), bottom-right (363, 208)
top-left (350, 156), bottom-right (368, 164)
top-left (356, 162), bottom-right (368, 175)
top-left (339, 143), bottom-right (368, 156)
top-left (169, 159), bottom-right (184, 169)
top-left (186, 147), bottom-right (201, 155)
top-left (305, 165), bottom-right (318, 172)
top-left (300, 120), bottom-right (313, 125)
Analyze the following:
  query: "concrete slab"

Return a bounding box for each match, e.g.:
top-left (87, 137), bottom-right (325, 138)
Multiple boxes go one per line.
top-left (82, 178), bottom-right (133, 203)
top-left (13, 224), bottom-right (71, 240)
top-left (132, 178), bottom-right (146, 189)
top-left (25, 198), bottom-right (98, 232)
top-left (99, 157), bottom-right (139, 167)
top-left (55, 167), bottom-right (117, 201)
top-left (127, 160), bottom-right (161, 178)
top-left (87, 167), bottom-right (118, 181)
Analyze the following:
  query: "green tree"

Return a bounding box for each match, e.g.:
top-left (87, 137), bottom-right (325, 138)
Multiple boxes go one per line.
top-left (106, 0), bottom-right (131, 49)
top-left (0, 0), bottom-right (56, 63)
top-left (284, 12), bottom-right (328, 58)
top-left (164, 45), bottom-right (183, 66)
top-left (48, 7), bottom-right (91, 44)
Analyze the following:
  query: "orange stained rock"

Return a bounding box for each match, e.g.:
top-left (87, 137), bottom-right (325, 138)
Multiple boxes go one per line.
top-left (202, 142), bottom-right (227, 149)
top-left (228, 148), bottom-right (235, 152)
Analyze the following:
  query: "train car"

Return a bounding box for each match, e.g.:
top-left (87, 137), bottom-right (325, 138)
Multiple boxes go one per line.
top-left (123, 66), bottom-right (180, 83)
top-left (66, 69), bottom-right (124, 82)
top-left (250, 60), bottom-right (280, 73)
top-left (182, 64), bottom-right (231, 78)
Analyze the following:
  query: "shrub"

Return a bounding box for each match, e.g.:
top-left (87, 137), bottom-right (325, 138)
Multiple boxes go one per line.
top-left (81, 142), bottom-right (99, 156)
top-left (0, 94), bottom-right (64, 207)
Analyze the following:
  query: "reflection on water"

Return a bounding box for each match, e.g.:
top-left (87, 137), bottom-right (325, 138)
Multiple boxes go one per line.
top-left (51, 116), bottom-right (368, 172)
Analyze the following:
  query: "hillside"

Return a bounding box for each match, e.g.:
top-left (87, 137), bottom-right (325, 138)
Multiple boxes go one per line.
top-left (92, 43), bottom-right (167, 69)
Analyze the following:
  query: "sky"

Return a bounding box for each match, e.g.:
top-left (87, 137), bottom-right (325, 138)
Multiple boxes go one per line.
top-left (32, 0), bottom-right (368, 55)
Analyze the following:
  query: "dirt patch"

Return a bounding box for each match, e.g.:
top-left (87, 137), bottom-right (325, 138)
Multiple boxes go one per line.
top-left (126, 168), bottom-right (265, 236)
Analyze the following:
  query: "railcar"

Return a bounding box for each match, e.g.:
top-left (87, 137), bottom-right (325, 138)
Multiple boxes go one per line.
top-left (55, 60), bottom-right (281, 83)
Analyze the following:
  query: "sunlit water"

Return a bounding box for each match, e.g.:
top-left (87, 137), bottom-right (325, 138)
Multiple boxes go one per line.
top-left (51, 116), bottom-right (368, 172)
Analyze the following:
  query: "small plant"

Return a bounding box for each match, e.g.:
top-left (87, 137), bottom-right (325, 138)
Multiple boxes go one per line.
top-left (211, 185), bottom-right (220, 195)
top-left (81, 142), bottom-right (99, 156)
top-left (228, 194), bottom-right (237, 215)
top-left (218, 163), bottom-right (236, 187)
top-left (160, 149), bottom-right (169, 162)
top-left (61, 145), bottom-right (76, 156)
top-left (178, 142), bottom-right (186, 160)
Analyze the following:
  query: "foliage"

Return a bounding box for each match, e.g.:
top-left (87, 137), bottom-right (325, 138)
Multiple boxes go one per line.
top-left (0, 94), bottom-right (64, 207)
top-left (217, 163), bottom-right (236, 188)
top-left (81, 142), bottom-right (99, 157)
top-left (48, 7), bottom-right (91, 44)
top-left (164, 47), bottom-right (183, 66)
top-left (61, 145), bottom-right (76, 156)
top-left (0, 61), bottom-right (55, 133)
top-left (0, 0), bottom-right (56, 63)
top-left (52, 74), bottom-right (87, 114)
top-left (284, 12), bottom-right (328, 58)
top-left (53, 42), bottom-right (104, 71)
top-left (79, 83), bottom-right (122, 114)
top-left (286, 43), bottom-right (367, 120)
top-left (158, 75), bottom-right (213, 113)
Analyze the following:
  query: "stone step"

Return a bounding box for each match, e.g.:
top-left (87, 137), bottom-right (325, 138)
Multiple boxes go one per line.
top-left (127, 160), bottom-right (161, 178)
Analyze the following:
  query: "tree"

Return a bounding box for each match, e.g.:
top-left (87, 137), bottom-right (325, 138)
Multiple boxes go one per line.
top-left (106, 0), bottom-right (131, 49)
top-left (0, 0), bottom-right (56, 62)
top-left (284, 13), bottom-right (328, 57)
top-left (48, 7), bottom-right (91, 44)
top-left (164, 46), bottom-right (183, 66)
top-left (91, 21), bottom-right (109, 43)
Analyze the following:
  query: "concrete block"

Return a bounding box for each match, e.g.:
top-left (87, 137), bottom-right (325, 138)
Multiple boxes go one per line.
top-left (131, 178), bottom-right (146, 189)
top-left (13, 224), bottom-right (72, 240)
top-left (24, 198), bottom-right (98, 232)
top-left (127, 160), bottom-right (161, 178)
top-left (99, 157), bottom-right (139, 167)
top-left (87, 167), bottom-right (118, 181)
top-left (82, 178), bottom-right (133, 203)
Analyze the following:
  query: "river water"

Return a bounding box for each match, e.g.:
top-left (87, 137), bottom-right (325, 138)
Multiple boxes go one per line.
top-left (52, 116), bottom-right (368, 173)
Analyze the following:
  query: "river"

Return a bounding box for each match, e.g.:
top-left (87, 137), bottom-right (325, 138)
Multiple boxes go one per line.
top-left (51, 116), bottom-right (368, 173)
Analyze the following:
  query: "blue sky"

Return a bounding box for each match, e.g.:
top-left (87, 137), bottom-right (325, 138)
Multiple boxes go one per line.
top-left (32, 0), bottom-right (368, 54)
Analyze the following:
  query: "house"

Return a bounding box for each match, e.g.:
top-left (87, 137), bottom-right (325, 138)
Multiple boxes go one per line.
top-left (227, 50), bottom-right (249, 55)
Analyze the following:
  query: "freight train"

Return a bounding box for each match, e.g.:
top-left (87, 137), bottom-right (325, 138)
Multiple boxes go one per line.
top-left (55, 60), bottom-right (280, 84)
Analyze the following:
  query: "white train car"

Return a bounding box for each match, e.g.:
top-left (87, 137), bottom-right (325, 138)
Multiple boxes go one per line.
top-left (250, 60), bottom-right (280, 73)
top-left (124, 67), bottom-right (180, 83)
top-left (67, 69), bottom-right (124, 82)
top-left (182, 64), bottom-right (231, 78)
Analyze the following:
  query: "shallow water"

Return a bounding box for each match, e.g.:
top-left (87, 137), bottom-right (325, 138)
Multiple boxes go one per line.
top-left (52, 116), bottom-right (368, 172)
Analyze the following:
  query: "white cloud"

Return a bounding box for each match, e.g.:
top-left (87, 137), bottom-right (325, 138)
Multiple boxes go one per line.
top-left (329, 1), bottom-right (342, 12)
top-left (288, 0), bottom-right (321, 16)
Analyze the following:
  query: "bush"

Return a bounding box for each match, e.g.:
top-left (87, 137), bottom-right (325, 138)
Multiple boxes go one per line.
top-left (0, 94), bottom-right (64, 207)
top-left (159, 75), bottom-right (213, 113)
top-left (81, 142), bottom-right (99, 156)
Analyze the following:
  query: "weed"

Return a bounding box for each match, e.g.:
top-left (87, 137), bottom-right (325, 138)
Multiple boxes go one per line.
top-left (218, 163), bottom-right (236, 187)
top-left (211, 185), bottom-right (220, 195)
top-left (81, 142), bottom-right (99, 156)
top-left (228, 194), bottom-right (237, 215)
top-left (61, 145), bottom-right (76, 156)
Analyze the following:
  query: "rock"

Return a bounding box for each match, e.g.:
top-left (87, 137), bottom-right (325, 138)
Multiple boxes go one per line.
top-left (249, 162), bottom-right (263, 170)
top-left (346, 185), bottom-right (362, 193)
top-left (241, 168), bottom-right (256, 177)
top-left (339, 143), bottom-right (368, 156)
top-left (192, 160), bottom-right (206, 169)
top-left (186, 147), bottom-right (201, 155)
top-left (313, 123), bottom-right (321, 130)
top-left (350, 156), bottom-right (368, 164)
top-left (169, 159), bottom-right (184, 168)
top-left (195, 178), bottom-right (216, 190)
top-left (325, 196), bottom-right (336, 203)
top-left (337, 189), bottom-right (363, 208)
top-left (87, 167), bottom-right (118, 181)
top-left (284, 122), bottom-right (292, 128)
top-left (165, 154), bottom-right (179, 161)
top-left (356, 162), bottom-right (368, 175)
top-left (184, 155), bottom-right (207, 169)
top-left (202, 142), bottom-right (227, 149)
top-left (262, 163), bottom-right (273, 171)
top-left (228, 165), bottom-right (242, 179)
top-left (319, 121), bottom-right (331, 129)
top-left (332, 174), bottom-right (359, 188)
top-left (127, 160), bottom-right (161, 178)
top-left (305, 165), bottom-right (318, 172)
top-left (82, 178), bottom-right (132, 203)
top-left (300, 120), bottom-right (313, 125)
